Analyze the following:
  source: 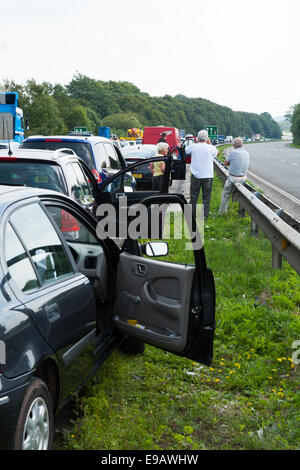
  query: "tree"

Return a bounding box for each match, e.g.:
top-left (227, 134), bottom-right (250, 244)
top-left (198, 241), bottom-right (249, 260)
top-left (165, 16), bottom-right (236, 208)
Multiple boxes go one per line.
top-left (27, 95), bottom-right (66, 135)
top-left (290, 103), bottom-right (300, 145)
top-left (102, 113), bottom-right (142, 134)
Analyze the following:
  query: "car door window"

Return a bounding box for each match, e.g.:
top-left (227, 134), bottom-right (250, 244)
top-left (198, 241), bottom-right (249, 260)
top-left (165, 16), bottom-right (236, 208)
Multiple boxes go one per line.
top-left (4, 223), bottom-right (39, 292)
top-left (71, 163), bottom-right (94, 205)
top-left (93, 143), bottom-right (110, 170)
top-left (65, 162), bottom-right (84, 202)
top-left (103, 143), bottom-right (122, 170)
top-left (47, 205), bottom-right (98, 245)
top-left (9, 203), bottom-right (74, 286)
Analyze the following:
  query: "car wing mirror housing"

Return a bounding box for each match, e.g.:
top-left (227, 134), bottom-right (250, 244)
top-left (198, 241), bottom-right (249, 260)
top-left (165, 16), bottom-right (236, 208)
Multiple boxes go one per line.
top-left (141, 241), bottom-right (169, 257)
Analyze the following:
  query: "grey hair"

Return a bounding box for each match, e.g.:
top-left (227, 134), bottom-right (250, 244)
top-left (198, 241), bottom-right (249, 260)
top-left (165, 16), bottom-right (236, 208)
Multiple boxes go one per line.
top-left (233, 137), bottom-right (243, 148)
top-left (197, 129), bottom-right (208, 141)
top-left (157, 142), bottom-right (169, 153)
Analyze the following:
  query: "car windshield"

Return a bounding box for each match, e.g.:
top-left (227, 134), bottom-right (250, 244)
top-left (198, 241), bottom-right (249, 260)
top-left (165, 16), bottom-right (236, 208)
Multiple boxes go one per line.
top-left (0, 160), bottom-right (67, 194)
top-left (20, 140), bottom-right (94, 169)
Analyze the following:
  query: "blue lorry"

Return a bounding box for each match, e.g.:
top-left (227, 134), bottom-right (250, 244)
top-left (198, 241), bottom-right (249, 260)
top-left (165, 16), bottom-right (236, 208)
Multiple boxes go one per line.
top-left (98, 126), bottom-right (111, 139)
top-left (0, 92), bottom-right (25, 144)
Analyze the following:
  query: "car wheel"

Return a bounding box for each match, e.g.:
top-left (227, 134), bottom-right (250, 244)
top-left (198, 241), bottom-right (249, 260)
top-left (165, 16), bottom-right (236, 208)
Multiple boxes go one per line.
top-left (119, 337), bottom-right (145, 355)
top-left (12, 378), bottom-right (54, 450)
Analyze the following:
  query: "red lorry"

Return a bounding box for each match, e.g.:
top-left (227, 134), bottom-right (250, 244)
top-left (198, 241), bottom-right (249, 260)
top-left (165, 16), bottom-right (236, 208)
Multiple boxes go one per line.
top-left (142, 126), bottom-right (181, 147)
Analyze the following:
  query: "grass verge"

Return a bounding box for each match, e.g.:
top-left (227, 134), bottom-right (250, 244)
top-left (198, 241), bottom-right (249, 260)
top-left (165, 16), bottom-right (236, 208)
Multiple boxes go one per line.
top-left (56, 170), bottom-right (300, 450)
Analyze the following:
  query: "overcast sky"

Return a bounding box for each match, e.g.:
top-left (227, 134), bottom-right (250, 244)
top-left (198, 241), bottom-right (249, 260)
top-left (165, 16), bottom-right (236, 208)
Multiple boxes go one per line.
top-left (1, 0), bottom-right (299, 117)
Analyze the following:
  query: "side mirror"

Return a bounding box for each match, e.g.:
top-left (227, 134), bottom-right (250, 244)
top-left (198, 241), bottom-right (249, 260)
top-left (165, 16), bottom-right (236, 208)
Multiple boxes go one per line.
top-left (142, 241), bottom-right (169, 257)
top-left (72, 185), bottom-right (82, 199)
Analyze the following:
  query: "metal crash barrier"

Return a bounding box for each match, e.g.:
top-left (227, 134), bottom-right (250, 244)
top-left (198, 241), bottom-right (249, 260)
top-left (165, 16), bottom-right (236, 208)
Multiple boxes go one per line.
top-left (213, 155), bottom-right (300, 274)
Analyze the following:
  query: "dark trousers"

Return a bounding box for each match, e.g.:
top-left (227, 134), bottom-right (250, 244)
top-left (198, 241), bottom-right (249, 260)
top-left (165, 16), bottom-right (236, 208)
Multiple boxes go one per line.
top-left (190, 174), bottom-right (213, 219)
top-left (152, 175), bottom-right (165, 191)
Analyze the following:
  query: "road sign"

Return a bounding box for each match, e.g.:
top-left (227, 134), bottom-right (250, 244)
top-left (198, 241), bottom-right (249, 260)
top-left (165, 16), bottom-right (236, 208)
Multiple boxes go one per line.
top-left (74, 126), bottom-right (87, 133)
top-left (206, 126), bottom-right (218, 139)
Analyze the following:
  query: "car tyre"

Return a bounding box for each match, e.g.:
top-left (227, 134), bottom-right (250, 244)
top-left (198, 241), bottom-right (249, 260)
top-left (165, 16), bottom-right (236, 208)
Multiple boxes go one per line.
top-left (12, 377), bottom-right (54, 450)
top-left (119, 337), bottom-right (145, 355)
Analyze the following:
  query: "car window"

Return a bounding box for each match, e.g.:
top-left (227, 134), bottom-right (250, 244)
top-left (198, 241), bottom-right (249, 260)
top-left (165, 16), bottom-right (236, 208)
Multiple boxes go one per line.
top-left (103, 143), bottom-right (122, 170)
top-left (47, 205), bottom-right (99, 245)
top-left (4, 223), bottom-right (39, 293)
top-left (20, 140), bottom-right (95, 170)
top-left (64, 163), bottom-right (92, 205)
top-left (93, 143), bottom-right (110, 170)
top-left (9, 203), bottom-right (74, 286)
top-left (0, 161), bottom-right (67, 194)
top-left (70, 163), bottom-right (94, 205)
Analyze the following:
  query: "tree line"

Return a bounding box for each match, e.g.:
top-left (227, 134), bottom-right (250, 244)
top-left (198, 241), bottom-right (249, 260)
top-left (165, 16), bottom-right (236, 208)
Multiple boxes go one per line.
top-left (2, 73), bottom-right (282, 139)
top-left (287, 104), bottom-right (300, 145)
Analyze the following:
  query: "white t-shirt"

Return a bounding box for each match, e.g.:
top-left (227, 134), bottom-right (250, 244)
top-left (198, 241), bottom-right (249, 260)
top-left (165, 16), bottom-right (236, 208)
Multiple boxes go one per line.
top-left (185, 142), bottom-right (218, 178)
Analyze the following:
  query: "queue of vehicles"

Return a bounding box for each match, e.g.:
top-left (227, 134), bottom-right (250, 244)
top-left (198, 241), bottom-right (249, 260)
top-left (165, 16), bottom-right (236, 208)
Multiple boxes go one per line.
top-left (0, 113), bottom-right (216, 449)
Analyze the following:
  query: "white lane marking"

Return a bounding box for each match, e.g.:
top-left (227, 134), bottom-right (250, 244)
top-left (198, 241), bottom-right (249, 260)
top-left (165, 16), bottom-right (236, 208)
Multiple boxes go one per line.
top-left (247, 170), bottom-right (300, 207)
top-left (292, 163), bottom-right (298, 166)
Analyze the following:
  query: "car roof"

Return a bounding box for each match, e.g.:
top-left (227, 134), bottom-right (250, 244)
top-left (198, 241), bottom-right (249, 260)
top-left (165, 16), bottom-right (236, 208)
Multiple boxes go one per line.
top-left (0, 184), bottom-right (68, 208)
top-left (0, 184), bottom-right (79, 221)
top-left (23, 135), bottom-right (113, 145)
top-left (0, 148), bottom-right (81, 164)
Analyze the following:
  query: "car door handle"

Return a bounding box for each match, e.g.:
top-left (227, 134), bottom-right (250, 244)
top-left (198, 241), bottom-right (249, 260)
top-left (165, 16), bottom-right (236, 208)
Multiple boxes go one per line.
top-left (134, 263), bottom-right (148, 276)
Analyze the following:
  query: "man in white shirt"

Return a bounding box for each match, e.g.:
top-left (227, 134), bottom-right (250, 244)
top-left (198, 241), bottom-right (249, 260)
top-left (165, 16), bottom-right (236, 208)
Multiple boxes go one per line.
top-left (185, 129), bottom-right (218, 219)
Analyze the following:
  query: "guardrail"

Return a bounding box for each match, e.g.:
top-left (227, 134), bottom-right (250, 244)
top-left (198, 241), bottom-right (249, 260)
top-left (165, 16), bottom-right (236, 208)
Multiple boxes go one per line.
top-left (213, 154), bottom-right (300, 274)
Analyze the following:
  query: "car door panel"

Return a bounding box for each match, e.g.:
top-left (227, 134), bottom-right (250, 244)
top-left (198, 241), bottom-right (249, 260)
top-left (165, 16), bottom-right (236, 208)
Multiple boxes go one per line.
top-left (113, 252), bottom-right (195, 353)
top-left (22, 275), bottom-right (96, 354)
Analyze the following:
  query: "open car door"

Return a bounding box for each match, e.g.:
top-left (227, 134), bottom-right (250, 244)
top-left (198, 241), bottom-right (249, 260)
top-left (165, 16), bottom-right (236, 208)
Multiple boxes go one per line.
top-left (112, 193), bottom-right (215, 366)
top-left (83, 147), bottom-right (187, 212)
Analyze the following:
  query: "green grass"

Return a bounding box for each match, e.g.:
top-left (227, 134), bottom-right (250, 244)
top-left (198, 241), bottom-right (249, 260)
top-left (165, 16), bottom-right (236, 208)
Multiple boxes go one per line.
top-left (290, 143), bottom-right (300, 149)
top-left (56, 165), bottom-right (300, 451)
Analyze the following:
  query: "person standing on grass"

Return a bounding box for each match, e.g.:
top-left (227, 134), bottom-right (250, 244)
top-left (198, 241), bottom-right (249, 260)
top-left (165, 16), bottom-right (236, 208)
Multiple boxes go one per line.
top-left (219, 137), bottom-right (249, 214)
top-left (185, 129), bottom-right (218, 219)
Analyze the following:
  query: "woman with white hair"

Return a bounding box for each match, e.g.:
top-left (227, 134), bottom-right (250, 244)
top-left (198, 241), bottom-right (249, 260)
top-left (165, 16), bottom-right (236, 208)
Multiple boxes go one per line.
top-left (149, 141), bottom-right (169, 191)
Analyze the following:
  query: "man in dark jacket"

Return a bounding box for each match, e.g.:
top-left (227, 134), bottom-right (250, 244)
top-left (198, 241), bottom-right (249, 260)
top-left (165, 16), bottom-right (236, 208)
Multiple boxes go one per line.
top-left (157, 131), bottom-right (167, 143)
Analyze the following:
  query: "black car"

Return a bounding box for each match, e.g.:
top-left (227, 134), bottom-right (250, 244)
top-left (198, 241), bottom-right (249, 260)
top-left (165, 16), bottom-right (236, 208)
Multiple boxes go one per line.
top-left (0, 183), bottom-right (215, 449)
top-left (121, 145), bottom-right (157, 189)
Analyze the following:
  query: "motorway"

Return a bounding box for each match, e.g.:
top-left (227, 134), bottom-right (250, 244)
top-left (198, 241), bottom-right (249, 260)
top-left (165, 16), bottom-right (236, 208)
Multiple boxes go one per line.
top-left (172, 141), bottom-right (300, 221)
top-left (235, 142), bottom-right (300, 221)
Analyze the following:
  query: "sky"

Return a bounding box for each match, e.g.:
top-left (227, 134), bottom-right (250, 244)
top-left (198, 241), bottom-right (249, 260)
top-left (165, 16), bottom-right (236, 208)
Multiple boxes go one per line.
top-left (1, 0), bottom-right (299, 118)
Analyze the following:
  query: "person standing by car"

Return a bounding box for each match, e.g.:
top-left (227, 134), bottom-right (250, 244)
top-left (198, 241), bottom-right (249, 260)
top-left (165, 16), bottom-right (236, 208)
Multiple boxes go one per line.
top-left (185, 129), bottom-right (218, 219)
top-left (149, 142), bottom-right (169, 191)
top-left (219, 137), bottom-right (249, 214)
